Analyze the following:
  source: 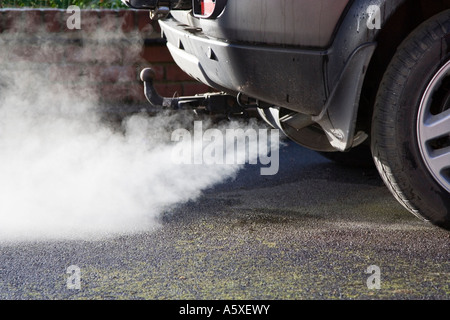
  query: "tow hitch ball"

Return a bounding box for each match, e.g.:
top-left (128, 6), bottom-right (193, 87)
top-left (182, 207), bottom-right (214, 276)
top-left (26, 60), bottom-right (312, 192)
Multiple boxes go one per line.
top-left (140, 68), bottom-right (257, 117)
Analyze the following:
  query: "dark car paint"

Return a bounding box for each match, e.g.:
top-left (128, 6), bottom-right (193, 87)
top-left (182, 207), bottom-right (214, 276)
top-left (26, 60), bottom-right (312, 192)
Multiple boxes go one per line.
top-left (126, 0), bottom-right (449, 152)
top-left (159, 0), bottom-right (416, 151)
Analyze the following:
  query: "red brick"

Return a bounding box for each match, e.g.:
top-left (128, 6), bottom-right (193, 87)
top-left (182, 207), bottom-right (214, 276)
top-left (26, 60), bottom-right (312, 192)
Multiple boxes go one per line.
top-left (182, 83), bottom-right (212, 96)
top-left (8, 45), bottom-right (33, 62)
top-left (141, 45), bottom-right (173, 63)
top-left (36, 44), bottom-right (65, 63)
top-left (80, 10), bottom-right (99, 33)
top-left (99, 83), bottom-right (128, 102)
top-left (151, 20), bottom-right (161, 34)
top-left (65, 84), bottom-right (98, 99)
top-left (94, 45), bottom-right (123, 65)
top-left (154, 83), bottom-right (183, 97)
top-left (97, 65), bottom-right (137, 83)
top-left (99, 10), bottom-right (120, 32)
top-left (7, 44), bottom-right (64, 63)
top-left (126, 83), bottom-right (147, 103)
top-left (44, 10), bottom-right (63, 33)
top-left (23, 10), bottom-right (43, 33)
top-left (65, 45), bottom-right (94, 63)
top-left (99, 83), bottom-right (145, 103)
top-left (123, 46), bottom-right (146, 65)
top-left (2, 11), bottom-right (24, 33)
top-left (64, 45), bottom-right (121, 65)
top-left (149, 65), bottom-right (165, 81)
top-left (136, 11), bottom-right (151, 32)
top-left (79, 65), bottom-right (103, 83)
top-left (118, 10), bottom-right (136, 33)
top-left (47, 65), bottom-right (84, 83)
top-left (165, 64), bottom-right (193, 81)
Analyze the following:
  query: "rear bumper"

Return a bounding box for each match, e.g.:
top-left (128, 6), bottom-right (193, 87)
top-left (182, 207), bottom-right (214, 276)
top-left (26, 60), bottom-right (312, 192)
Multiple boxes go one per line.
top-left (159, 8), bottom-right (377, 151)
top-left (159, 17), bottom-right (328, 116)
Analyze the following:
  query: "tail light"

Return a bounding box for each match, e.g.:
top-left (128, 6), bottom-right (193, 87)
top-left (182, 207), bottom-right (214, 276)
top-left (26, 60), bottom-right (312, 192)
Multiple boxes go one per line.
top-left (201, 0), bottom-right (215, 16)
top-left (193, 0), bottom-right (227, 18)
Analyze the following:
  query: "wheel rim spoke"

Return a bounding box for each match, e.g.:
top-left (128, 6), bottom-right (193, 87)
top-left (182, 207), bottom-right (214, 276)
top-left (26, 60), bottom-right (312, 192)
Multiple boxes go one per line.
top-left (423, 108), bottom-right (450, 141)
top-left (428, 146), bottom-right (450, 176)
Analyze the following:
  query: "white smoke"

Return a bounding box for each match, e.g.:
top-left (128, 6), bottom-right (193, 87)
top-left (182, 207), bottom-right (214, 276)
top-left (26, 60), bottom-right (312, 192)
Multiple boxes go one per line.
top-left (0, 24), bottom-right (272, 242)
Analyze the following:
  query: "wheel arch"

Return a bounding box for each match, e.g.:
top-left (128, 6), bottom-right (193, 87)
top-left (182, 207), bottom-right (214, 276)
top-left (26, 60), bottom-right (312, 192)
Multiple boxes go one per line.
top-left (356, 0), bottom-right (450, 138)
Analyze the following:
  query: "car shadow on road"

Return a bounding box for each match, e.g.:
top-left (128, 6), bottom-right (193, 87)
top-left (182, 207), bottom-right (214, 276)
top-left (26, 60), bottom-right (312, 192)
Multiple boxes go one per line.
top-left (207, 140), bottom-right (384, 193)
top-left (161, 141), bottom-right (422, 228)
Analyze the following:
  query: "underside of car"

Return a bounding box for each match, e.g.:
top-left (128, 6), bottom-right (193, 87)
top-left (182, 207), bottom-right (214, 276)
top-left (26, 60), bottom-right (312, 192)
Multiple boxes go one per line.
top-left (122, 0), bottom-right (450, 231)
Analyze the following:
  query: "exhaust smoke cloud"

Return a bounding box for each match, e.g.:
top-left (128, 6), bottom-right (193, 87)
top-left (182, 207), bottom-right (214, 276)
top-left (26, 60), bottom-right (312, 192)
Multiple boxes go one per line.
top-left (0, 26), bottom-right (272, 242)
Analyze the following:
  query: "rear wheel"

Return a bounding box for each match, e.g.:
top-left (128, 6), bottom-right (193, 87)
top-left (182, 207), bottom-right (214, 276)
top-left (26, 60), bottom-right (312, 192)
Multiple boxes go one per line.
top-left (371, 10), bottom-right (450, 230)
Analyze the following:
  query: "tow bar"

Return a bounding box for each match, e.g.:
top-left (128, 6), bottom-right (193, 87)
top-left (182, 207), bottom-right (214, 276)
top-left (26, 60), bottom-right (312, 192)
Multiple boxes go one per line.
top-left (140, 68), bottom-right (258, 118)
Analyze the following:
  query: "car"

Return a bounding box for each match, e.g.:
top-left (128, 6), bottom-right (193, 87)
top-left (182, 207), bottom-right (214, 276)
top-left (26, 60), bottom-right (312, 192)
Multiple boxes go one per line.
top-left (122, 0), bottom-right (450, 230)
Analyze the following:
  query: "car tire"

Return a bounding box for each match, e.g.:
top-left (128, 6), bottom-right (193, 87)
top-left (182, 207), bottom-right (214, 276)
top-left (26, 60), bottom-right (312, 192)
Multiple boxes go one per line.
top-left (371, 10), bottom-right (450, 230)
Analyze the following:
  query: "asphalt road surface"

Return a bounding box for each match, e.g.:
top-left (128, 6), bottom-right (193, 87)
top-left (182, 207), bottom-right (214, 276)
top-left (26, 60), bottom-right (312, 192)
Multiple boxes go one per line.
top-left (0, 141), bottom-right (448, 300)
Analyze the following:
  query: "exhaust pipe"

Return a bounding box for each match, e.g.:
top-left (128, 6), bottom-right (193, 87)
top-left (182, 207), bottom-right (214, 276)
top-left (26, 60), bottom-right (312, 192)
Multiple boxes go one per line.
top-left (140, 68), bottom-right (255, 118)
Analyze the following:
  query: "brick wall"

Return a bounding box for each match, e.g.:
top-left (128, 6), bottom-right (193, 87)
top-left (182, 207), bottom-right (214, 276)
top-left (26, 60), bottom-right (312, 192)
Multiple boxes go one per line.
top-left (0, 8), bottom-right (211, 104)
